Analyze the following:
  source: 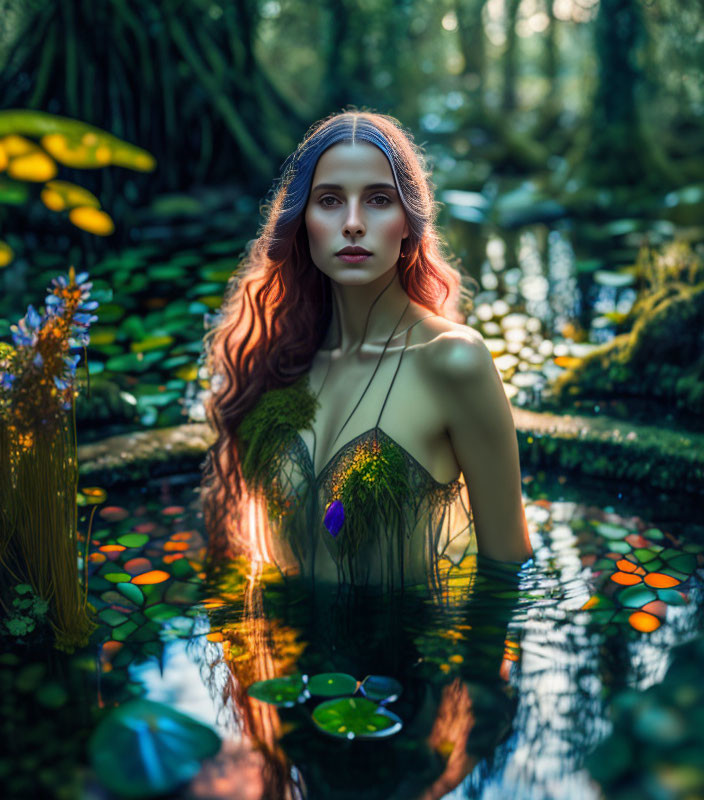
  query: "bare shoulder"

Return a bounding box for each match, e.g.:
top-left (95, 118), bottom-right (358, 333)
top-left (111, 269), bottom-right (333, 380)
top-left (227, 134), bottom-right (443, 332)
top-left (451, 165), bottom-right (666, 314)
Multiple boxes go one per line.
top-left (414, 318), bottom-right (491, 383)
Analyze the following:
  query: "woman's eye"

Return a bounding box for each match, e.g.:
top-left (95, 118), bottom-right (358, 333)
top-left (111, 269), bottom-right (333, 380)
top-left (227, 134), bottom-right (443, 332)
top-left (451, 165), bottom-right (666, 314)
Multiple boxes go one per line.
top-left (369, 195), bottom-right (391, 205)
top-left (320, 196), bottom-right (339, 207)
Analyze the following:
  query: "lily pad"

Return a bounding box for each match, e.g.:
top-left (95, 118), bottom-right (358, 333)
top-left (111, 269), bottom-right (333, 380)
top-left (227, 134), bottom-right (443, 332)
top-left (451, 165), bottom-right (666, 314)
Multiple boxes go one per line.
top-left (89, 698), bottom-right (220, 798)
top-left (247, 675), bottom-right (308, 707)
top-left (596, 522), bottom-right (629, 541)
top-left (312, 697), bottom-right (402, 740)
top-left (307, 672), bottom-right (358, 697)
top-left (359, 675), bottom-right (403, 703)
top-left (617, 585), bottom-right (657, 609)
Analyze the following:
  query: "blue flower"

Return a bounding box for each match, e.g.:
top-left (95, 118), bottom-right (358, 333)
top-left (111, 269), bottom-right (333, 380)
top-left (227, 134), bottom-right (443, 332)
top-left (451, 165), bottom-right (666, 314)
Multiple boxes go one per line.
top-left (1, 372), bottom-right (15, 391)
top-left (33, 352), bottom-right (44, 368)
top-left (323, 500), bottom-right (345, 537)
top-left (54, 376), bottom-right (69, 391)
top-left (26, 305), bottom-right (42, 331)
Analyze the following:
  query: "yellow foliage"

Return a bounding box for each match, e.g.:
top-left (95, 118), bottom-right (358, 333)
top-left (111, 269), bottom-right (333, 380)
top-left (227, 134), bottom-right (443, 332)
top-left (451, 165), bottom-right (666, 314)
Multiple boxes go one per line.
top-left (8, 151), bottom-right (57, 182)
top-left (41, 188), bottom-right (66, 212)
top-left (45, 180), bottom-right (100, 209)
top-left (0, 143), bottom-right (7, 171)
top-left (69, 206), bottom-right (114, 236)
top-left (0, 134), bottom-right (37, 156)
top-left (0, 240), bottom-right (13, 268)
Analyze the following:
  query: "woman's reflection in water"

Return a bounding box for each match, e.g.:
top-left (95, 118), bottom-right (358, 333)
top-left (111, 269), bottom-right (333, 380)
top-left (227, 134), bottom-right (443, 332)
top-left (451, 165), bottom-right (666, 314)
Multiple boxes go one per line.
top-left (194, 555), bottom-right (525, 800)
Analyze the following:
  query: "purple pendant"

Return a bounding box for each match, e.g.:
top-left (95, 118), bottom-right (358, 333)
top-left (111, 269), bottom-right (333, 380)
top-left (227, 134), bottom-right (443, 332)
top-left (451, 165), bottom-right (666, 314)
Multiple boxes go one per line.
top-left (323, 500), bottom-right (345, 537)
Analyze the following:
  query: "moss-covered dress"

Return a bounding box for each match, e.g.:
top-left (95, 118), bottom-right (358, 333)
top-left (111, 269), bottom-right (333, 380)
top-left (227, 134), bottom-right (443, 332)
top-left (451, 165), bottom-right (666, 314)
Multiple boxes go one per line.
top-left (236, 317), bottom-right (476, 592)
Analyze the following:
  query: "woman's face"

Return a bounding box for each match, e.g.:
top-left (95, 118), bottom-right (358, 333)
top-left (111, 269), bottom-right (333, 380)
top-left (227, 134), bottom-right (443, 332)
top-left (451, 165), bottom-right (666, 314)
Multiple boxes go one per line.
top-left (304, 142), bottom-right (410, 285)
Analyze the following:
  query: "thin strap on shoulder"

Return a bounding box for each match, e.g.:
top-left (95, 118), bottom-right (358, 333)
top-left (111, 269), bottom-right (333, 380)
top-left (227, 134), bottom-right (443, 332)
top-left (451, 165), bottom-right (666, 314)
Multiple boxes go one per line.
top-left (375, 314), bottom-right (441, 429)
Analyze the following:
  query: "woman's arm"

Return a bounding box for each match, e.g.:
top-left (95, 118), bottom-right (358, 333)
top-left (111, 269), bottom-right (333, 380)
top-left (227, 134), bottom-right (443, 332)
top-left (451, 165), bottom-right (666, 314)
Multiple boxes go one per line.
top-left (424, 331), bottom-right (533, 563)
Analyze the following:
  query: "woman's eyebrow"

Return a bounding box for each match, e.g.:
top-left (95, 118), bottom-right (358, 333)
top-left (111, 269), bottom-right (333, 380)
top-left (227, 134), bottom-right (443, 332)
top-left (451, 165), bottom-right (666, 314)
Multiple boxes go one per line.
top-left (311, 182), bottom-right (398, 192)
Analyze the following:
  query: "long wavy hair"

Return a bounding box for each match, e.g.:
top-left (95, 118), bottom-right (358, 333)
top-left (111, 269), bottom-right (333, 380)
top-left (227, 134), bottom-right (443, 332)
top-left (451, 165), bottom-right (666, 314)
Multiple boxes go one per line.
top-left (201, 109), bottom-right (473, 560)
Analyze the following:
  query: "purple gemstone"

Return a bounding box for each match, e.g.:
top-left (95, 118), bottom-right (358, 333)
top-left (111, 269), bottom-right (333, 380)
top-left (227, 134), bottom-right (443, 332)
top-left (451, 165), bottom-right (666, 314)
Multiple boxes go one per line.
top-left (323, 500), bottom-right (345, 537)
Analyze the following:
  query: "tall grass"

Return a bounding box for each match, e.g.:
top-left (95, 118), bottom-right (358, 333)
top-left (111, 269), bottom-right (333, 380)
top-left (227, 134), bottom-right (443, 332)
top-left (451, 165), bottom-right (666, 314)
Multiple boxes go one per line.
top-left (0, 266), bottom-right (98, 652)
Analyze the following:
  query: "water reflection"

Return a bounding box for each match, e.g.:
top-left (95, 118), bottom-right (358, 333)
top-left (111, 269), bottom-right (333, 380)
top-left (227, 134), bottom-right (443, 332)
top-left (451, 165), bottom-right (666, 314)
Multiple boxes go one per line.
top-left (84, 474), bottom-right (704, 799)
top-left (197, 555), bottom-right (523, 800)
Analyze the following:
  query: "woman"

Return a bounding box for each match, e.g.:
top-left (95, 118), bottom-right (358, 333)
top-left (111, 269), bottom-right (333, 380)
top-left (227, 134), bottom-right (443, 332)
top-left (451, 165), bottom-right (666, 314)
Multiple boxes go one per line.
top-left (202, 109), bottom-right (532, 590)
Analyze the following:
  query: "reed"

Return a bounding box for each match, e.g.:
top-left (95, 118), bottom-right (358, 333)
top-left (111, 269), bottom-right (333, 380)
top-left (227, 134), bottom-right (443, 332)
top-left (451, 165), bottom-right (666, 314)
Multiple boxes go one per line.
top-left (0, 266), bottom-right (98, 652)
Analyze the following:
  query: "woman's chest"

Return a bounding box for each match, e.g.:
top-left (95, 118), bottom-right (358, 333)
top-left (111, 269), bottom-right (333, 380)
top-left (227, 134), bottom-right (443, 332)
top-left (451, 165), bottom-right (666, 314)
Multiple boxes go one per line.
top-left (298, 345), bottom-right (459, 485)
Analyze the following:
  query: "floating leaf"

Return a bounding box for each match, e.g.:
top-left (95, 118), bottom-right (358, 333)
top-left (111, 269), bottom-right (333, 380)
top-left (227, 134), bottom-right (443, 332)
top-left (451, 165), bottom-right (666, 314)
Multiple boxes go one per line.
top-left (307, 673), bottom-right (358, 697)
top-left (312, 697), bottom-right (402, 740)
top-left (89, 698), bottom-right (220, 798)
top-left (596, 523), bottom-right (629, 541)
top-left (117, 533), bottom-right (149, 548)
top-left (644, 573), bottom-right (680, 589)
top-left (116, 582), bottom-right (144, 606)
top-left (131, 570), bottom-right (170, 585)
top-left (610, 572), bottom-right (641, 586)
top-left (247, 675), bottom-right (307, 707)
top-left (617, 585), bottom-right (656, 609)
top-left (657, 589), bottom-right (686, 606)
top-left (628, 611), bottom-right (661, 633)
top-left (359, 675), bottom-right (403, 703)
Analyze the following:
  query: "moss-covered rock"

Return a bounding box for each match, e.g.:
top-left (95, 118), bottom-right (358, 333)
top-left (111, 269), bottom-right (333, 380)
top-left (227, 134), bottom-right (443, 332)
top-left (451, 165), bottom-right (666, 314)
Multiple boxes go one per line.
top-left (548, 242), bottom-right (704, 419)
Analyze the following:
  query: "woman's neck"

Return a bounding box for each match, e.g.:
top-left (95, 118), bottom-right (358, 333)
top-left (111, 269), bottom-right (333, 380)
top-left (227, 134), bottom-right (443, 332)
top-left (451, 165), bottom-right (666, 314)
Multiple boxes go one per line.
top-left (322, 268), bottom-right (413, 355)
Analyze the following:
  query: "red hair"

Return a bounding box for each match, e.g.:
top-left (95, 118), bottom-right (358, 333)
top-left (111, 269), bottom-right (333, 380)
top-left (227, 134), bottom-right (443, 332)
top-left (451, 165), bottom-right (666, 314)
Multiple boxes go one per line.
top-left (201, 110), bottom-right (472, 560)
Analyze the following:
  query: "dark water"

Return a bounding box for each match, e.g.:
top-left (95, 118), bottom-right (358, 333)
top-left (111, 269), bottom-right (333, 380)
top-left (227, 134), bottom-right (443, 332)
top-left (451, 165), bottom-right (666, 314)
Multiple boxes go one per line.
top-left (7, 468), bottom-right (696, 800)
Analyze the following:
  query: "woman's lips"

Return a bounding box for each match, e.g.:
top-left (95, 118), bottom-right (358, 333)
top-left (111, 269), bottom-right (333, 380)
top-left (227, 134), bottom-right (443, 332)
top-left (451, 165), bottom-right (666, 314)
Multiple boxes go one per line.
top-left (337, 254), bottom-right (371, 263)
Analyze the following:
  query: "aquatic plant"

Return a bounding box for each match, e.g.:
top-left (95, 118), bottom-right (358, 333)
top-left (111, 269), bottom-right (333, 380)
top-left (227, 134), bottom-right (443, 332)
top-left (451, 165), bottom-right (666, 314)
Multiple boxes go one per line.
top-left (88, 698), bottom-right (221, 798)
top-left (247, 671), bottom-right (404, 740)
top-left (0, 266), bottom-right (99, 651)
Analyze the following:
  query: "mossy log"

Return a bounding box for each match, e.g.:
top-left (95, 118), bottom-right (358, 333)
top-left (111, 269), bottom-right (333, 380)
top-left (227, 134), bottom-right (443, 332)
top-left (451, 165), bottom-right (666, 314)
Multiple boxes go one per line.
top-left (76, 411), bottom-right (704, 498)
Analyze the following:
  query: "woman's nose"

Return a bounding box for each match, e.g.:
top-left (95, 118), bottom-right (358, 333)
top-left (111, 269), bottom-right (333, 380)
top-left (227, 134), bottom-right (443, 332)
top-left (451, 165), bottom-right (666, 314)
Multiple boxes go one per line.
top-left (342, 201), bottom-right (365, 237)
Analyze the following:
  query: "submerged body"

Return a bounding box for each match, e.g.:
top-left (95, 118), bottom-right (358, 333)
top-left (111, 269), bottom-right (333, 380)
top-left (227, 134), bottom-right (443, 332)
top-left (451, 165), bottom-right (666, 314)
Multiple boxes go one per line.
top-left (237, 309), bottom-right (478, 590)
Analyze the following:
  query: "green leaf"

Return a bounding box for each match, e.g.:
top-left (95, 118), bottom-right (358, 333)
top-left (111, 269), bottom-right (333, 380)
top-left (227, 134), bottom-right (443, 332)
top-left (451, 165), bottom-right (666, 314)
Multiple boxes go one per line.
top-left (359, 675), bottom-right (403, 703)
top-left (247, 675), bottom-right (307, 707)
top-left (307, 673), bottom-right (358, 697)
top-left (312, 697), bottom-right (402, 740)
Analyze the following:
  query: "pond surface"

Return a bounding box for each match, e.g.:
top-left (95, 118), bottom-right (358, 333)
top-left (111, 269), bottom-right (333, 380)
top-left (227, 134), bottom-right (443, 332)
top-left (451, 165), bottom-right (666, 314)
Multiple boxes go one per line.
top-left (12, 469), bottom-right (698, 799)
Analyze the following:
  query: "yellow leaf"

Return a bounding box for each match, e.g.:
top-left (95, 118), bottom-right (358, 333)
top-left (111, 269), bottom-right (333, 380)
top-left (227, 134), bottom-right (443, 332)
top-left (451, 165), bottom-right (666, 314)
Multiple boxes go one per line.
top-left (0, 240), bottom-right (13, 268)
top-left (69, 206), bottom-right (114, 236)
top-left (41, 188), bottom-right (66, 212)
top-left (45, 180), bottom-right (100, 209)
top-left (0, 134), bottom-right (37, 157)
top-left (8, 151), bottom-right (57, 182)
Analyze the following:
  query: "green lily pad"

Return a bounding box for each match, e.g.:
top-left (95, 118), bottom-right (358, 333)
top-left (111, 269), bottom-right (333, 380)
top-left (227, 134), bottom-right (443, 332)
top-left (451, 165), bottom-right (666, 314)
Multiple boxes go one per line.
top-left (360, 675), bottom-right (403, 703)
top-left (89, 698), bottom-right (220, 798)
top-left (607, 540), bottom-right (631, 554)
top-left (247, 675), bottom-right (307, 707)
top-left (669, 554), bottom-right (696, 574)
top-left (117, 533), bottom-right (149, 548)
top-left (657, 589), bottom-right (686, 606)
top-left (596, 522), bottom-right (629, 541)
top-left (642, 528), bottom-right (665, 541)
top-left (617, 585), bottom-right (657, 609)
top-left (116, 582), bottom-right (145, 606)
top-left (634, 548), bottom-right (659, 563)
top-left (312, 697), bottom-right (402, 740)
top-left (307, 672), bottom-right (358, 697)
